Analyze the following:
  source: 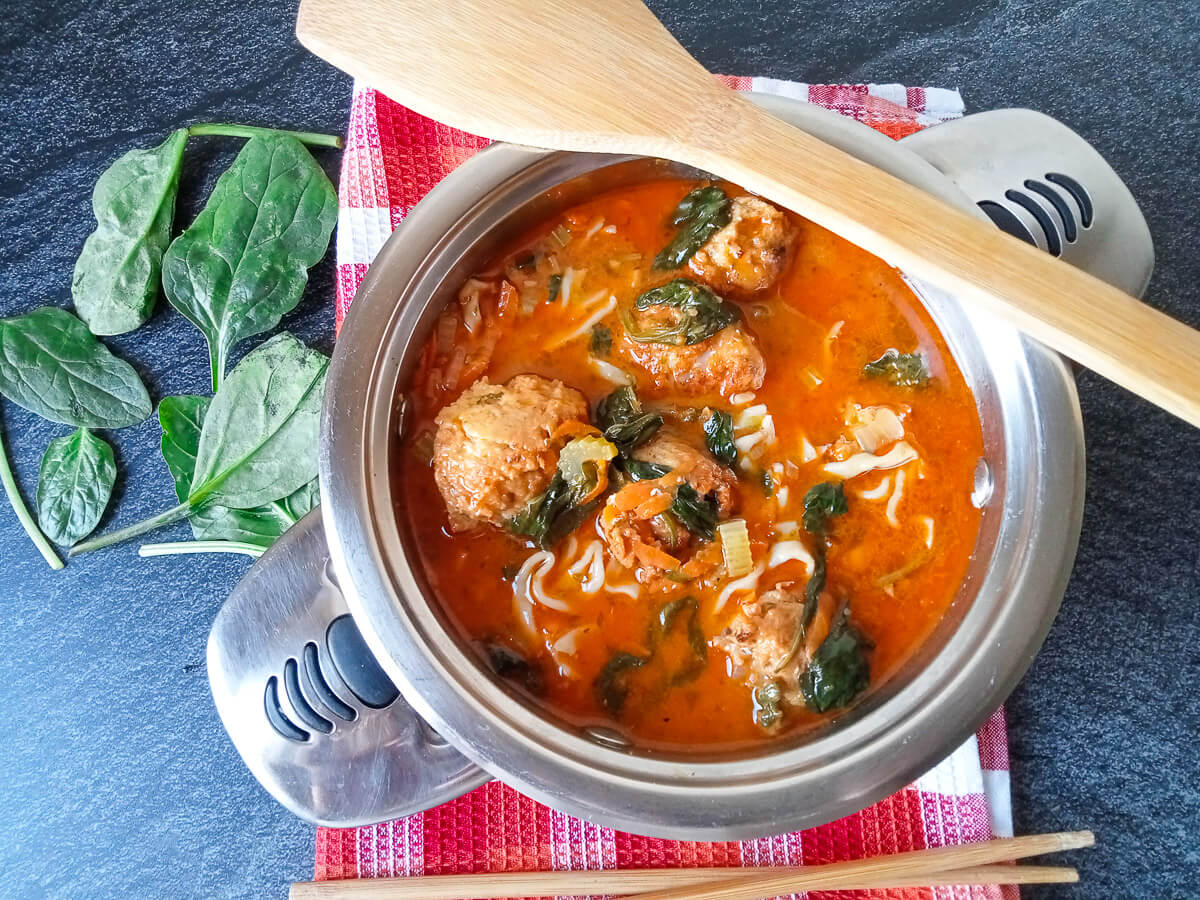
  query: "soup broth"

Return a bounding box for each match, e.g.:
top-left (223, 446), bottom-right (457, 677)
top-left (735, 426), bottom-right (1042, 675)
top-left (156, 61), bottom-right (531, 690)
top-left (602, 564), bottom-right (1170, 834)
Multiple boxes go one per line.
top-left (397, 177), bottom-right (983, 751)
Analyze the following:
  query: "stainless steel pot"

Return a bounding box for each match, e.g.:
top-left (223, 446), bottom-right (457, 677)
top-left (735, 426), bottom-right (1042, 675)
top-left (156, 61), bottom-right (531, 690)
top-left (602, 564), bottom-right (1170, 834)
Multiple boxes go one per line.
top-left (207, 96), bottom-right (1153, 837)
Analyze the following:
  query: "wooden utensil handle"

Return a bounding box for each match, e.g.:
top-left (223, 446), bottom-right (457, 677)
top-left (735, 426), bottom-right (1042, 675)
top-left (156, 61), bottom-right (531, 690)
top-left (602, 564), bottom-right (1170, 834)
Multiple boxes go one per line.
top-left (681, 95), bottom-right (1200, 426)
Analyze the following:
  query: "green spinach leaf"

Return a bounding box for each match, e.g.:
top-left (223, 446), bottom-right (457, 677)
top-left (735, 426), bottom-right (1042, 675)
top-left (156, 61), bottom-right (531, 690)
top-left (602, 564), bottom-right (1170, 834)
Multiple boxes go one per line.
top-left (670, 483), bottom-right (718, 541)
top-left (0, 307), bottom-right (151, 428)
top-left (863, 349), bottom-right (930, 387)
top-left (802, 481), bottom-right (848, 534)
top-left (799, 608), bottom-right (870, 713)
top-left (652, 186), bottom-right (731, 270)
top-left (509, 470), bottom-right (592, 549)
top-left (159, 394), bottom-right (318, 548)
top-left (35, 427), bottom-right (116, 545)
top-left (594, 651), bottom-right (649, 714)
top-left (625, 278), bottom-right (739, 346)
top-left (625, 459), bottom-right (670, 481)
top-left (72, 129), bottom-right (188, 335)
top-left (483, 642), bottom-right (545, 695)
top-left (589, 323), bottom-right (613, 356)
top-left (703, 409), bottom-right (737, 466)
top-left (72, 332), bottom-right (327, 555)
top-left (162, 135), bottom-right (338, 390)
top-left (657, 595), bottom-right (707, 684)
top-left (596, 386), bottom-right (662, 454)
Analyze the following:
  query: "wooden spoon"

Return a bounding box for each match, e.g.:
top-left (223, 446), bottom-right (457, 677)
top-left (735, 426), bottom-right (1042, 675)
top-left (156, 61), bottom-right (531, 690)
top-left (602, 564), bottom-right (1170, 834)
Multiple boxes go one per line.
top-left (297, 0), bottom-right (1200, 427)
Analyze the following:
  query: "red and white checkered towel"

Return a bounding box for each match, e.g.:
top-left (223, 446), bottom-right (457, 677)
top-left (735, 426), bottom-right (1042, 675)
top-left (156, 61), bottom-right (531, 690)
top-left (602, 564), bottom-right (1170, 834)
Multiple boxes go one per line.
top-left (321, 79), bottom-right (1015, 898)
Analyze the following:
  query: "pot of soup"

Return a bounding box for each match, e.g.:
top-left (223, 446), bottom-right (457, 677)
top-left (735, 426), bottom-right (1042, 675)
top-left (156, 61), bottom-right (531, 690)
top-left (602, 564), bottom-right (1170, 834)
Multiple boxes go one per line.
top-left (208, 96), bottom-right (1153, 837)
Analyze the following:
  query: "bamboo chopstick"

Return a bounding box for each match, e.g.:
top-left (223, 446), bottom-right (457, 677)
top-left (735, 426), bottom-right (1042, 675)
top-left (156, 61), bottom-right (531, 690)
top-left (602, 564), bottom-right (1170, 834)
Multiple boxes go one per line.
top-left (289, 830), bottom-right (1093, 899)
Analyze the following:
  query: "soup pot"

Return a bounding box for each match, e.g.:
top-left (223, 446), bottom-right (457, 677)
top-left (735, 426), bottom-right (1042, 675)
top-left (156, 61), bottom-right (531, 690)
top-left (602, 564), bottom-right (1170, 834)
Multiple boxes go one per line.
top-left (208, 95), bottom-right (1152, 837)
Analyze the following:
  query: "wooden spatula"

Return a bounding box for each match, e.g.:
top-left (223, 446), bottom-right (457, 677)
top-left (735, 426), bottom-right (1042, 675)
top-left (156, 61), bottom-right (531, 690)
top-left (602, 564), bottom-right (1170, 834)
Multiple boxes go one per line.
top-left (296, 0), bottom-right (1200, 427)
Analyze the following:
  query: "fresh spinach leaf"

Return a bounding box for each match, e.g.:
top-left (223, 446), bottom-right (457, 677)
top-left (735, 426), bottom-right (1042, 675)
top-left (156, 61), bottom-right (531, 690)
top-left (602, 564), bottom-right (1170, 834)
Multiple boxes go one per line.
top-left (625, 459), bottom-right (670, 481)
top-left (753, 680), bottom-right (784, 728)
top-left (802, 481), bottom-right (848, 534)
top-left (35, 427), bottom-right (116, 546)
top-left (652, 186), bottom-right (731, 270)
top-left (483, 643), bottom-right (545, 695)
top-left (0, 417), bottom-right (63, 569)
top-left (595, 385), bottom-right (662, 454)
top-left (159, 394), bottom-right (318, 548)
top-left (863, 349), bottom-right (930, 387)
top-left (162, 135), bottom-right (338, 390)
top-left (670, 483), bottom-right (718, 541)
top-left (72, 333), bottom-right (328, 555)
top-left (703, 409), bottom-right (737, 466)
top-left (799, 608), bottom-right (870, 713)
top-left (590, 323), bottom-right (613, 357)
top-left (72, 129), bottom-right (188, 335)
top-left (594, 651), bottom-right (649, 714)
top-left (0, 307), bottom-right (151, 428)
top-left (625, 278), bottom-right (739, 346)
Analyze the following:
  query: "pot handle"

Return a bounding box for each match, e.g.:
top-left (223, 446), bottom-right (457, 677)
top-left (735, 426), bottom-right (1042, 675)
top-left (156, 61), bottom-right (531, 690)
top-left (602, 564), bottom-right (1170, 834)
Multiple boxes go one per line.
top-left (898, 108), bottom-right (1154, 298)
top-left (207, 508), bottom-right (489, 827)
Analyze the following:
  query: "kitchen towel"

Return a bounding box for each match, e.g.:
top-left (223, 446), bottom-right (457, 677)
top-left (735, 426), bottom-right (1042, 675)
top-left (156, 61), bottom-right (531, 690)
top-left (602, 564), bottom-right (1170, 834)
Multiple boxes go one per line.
top-left (321, 79), bottom-right (1015, 899)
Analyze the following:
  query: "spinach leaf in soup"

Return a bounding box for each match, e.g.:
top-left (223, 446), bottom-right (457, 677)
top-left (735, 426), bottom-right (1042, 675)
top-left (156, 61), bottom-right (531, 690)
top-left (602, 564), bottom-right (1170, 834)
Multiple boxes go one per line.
top-left (162, 135), bottom-right (338, 391)
top-left (36, 428), bottom-right (116, 545)
top-left (159, 394), bottom-right (319, 549)
top-left (625, 278), bottom-right (739, 346)
top-left (72, 129), bottom-right (188, 335)
top-left (510, 435), bottom-right (615, 549)
top-left (657, 595), bottom-right (707, 684)
top-left (72, 333), bottom-right (328, 555)
top-left (625, 459), bottom-right (670, 481)
top-left (594, 651), bottom-right (649, 714)
top-left (670, 482), bottom-right (718, 541)
top-left (652, 186), bottom-right (731, 270)
top-left (863, 349), bottom-right (931, 387)
top-left (547, 273), bottom-right (562, 304)
top-left (799, 607), bottom-right (870, 713)
top-left (589, 323), bottom-right (613, 357)
top-left (484, 643), bottom-right (545, 695)
top-left (596, 385), bottom-right (662, 454)
top-left (802, 481), bottom-right (848, 535)
top-left (0, 307), bottom-right (151, 428)
top-left (703, 409), bottom-right (737, 466)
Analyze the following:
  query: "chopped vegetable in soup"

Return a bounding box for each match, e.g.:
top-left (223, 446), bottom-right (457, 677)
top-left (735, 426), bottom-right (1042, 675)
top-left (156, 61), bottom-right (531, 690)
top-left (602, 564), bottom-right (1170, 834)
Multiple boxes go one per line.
top-left (398, 177), bottom-right (984, 750)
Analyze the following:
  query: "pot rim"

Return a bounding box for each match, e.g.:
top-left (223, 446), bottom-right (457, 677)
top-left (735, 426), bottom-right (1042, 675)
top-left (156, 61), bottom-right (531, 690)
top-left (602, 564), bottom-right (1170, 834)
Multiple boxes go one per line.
top-left (320, 96), bottom-right (1085, 838)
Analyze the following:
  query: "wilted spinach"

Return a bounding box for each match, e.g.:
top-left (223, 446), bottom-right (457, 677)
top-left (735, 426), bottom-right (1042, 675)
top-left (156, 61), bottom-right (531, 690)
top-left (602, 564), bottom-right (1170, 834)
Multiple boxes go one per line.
top-left (863, 349), bottom-right (930, 387)
top-left (0, 307), bottom-right (152, 428)
top-left (625, 459), bottom-right (670, 481)
top-left (162, 135), bottom-right (338, 390)
top-left (625, 278), bottom-right (739, 346)
top-left (35, 428), bottom-right (116, 545)
top-left (658, 595), bottom-right (707, 685)
top-left (703, 409), bottom-right (737, 466)
top-left (802, 481), bottom-right (848, 535)
top-left (159, 394), bottom-right (318, 548)
top-left (652, 186), bottom-right (731, 270)
top-left (595, 385), bottom-right (662, 454)
top-left (510, 471), bottom-right (590, 549)
top-left (483, 643), bottom-right (545, 695)
top-left (799, 607), bottom-right (870, 713)
top-left (594, 651), bottom-right (649, 714)
top-left (670, 482), bottom-right (718, 541)
top-left (589, 323), bottom-right (613, 356)
top-left (72, 129), bottom-right (188, 335)
top-left (547, 273), bottom-right (562, 303)
top-left (72, 333), bottom-right (327, 555)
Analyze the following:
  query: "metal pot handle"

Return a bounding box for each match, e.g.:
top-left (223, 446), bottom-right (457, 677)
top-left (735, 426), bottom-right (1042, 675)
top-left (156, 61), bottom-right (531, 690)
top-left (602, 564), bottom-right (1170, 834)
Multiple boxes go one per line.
top-left (898, 108), bottom-right (1154, 297)
top-left (207, 508), bottom-right (488, 827)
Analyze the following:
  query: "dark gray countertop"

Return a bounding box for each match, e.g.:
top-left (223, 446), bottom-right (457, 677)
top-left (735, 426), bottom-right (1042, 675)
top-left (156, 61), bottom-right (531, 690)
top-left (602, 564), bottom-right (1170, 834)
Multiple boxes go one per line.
top-left (1, 1), bottom-right (1196, 897)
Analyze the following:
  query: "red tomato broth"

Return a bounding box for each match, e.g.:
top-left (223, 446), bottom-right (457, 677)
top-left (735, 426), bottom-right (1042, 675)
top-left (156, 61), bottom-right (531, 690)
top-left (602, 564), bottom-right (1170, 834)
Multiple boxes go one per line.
top-left (396, 177), bottom-right (984, 751)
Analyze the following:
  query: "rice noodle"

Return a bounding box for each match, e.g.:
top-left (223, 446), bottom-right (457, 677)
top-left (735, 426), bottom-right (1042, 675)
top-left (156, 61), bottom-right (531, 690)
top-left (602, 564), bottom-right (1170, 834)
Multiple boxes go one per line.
top-left (918, 515), bottom-right (935, 548)
top-left (767, 540), bottom-right (815, 573)
top-left (823, 441), bottom-right (918, 480)
top-left (729, 392), bottom-right (756, 405)
top-left (775, 486), bottom-right (789, 509)
top-left (799, 436), bottom-right (817, 463)
top-left (568, 540), bottom-right (607, 594)
top-left (512, 551), bottom-right (570, 638)
top-left (715, 562), bottom-right (766, 612)
top-left (547, 294), bottom-right (617, 349)
top-left (775, 520), bottom-right (800, 538)
top-left (858, 475), bottom-right (892, 500)
top-left (560, 267), bottom-right (579, 305)
top-left (590, 357), bottom-right (635, 385)
top-left (885, 469), bottom-right (907, 527)
top-left (585, 218), bottom-right (606, 239)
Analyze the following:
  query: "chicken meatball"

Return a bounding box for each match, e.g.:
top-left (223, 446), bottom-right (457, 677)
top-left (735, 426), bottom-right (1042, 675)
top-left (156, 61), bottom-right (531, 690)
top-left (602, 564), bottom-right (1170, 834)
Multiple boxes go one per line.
top-left (713, 583), bottom-right (834, 707)
top-left (622, 316), bottom-right (765, 398)
top-left (433, 374), bottom-right (588, 531)
top-left (688, 196), bottom-right (793, 293)
top-left (599, 431), bottom-right (737, 581)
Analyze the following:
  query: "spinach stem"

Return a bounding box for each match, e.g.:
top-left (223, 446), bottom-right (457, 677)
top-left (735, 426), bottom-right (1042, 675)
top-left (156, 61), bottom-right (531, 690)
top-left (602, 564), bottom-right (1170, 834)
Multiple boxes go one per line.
top-left (187, 123), bottom-right (344, 149)
top-left (0, 417), bottom-right (64, 570)
top-left (69, 502), bottom-right (191, 557)
top-left (139, 540), bottom-right (264, 559)
top-left (209, 341), bottom-right (223, 394)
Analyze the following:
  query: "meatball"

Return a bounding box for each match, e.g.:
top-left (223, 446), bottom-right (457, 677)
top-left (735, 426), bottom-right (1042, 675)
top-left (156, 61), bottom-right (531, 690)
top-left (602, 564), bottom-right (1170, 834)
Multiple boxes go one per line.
top-left (713, 583), bottom-right (834, 705)
top-left (622, 318), bottom-right (765, 398)
top-left (599, 432), bottom-right (737, 581)
top-left (432, 374), bottom-right (588, 531)
top-left (688, 196), bottom-right (793, 293)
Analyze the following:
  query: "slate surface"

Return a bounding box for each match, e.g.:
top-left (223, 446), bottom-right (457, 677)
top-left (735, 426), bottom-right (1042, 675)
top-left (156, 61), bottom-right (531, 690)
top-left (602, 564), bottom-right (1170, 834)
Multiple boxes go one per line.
top-left (0, 1), bottom-right (1196, 897)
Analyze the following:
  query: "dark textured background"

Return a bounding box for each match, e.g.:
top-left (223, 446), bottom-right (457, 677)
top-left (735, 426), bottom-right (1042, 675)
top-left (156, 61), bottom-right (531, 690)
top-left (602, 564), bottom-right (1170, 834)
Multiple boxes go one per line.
top-left (0, 1), bottom-right (1197, 897)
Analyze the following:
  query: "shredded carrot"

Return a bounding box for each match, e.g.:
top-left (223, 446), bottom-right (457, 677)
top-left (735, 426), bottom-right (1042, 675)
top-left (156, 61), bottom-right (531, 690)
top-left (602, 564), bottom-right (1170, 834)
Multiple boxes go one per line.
top-left (610, 480), bottom-right (660, 513)
top-left (550, 420), bottom-right (602, 443)
top-left (576, 466), bottom-right (610, 505)
top-left (633, 541), bottom-right (680, 570)
top-left (634, 490), bottom-right (673, 518)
